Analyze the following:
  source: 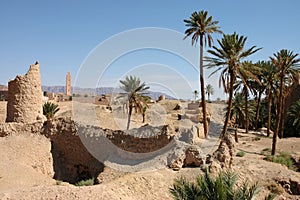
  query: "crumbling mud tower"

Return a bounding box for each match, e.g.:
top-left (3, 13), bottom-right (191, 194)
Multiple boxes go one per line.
top-left (66, 71), bottom-right (71, 96)
top-left (6, 62), bottom-right (43, 123)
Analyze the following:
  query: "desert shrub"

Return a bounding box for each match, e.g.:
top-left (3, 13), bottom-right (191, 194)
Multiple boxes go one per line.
top-left (75, 178), bottom-right (95, 186)
top-left (236, 151), bottom-right (246, 157)
top-left (265, 152), bottom-right (296, 170)
top-left (170, 169), bottom-right (275, 200)
top-left (43, 102), bottom-right (60, 120)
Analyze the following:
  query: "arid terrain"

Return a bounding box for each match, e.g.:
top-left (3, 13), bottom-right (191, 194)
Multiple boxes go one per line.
top-left (0, 100), bottom-right (299, 200)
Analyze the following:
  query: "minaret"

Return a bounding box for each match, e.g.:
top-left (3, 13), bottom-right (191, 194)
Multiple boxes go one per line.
top-left (66, 71), bottom-right (71, 96)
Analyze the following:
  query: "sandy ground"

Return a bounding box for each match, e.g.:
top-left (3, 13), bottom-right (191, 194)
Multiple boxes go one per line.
top-left (0, 101), bottom-right (299, 199)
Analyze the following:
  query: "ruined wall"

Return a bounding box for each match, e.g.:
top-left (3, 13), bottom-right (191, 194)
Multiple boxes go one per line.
top-left (42, 117), bottom-right (104, 184)
top-left (6, 62), bottom-right (43, 123)
top-left (107, 125), bottom-right (172, 153)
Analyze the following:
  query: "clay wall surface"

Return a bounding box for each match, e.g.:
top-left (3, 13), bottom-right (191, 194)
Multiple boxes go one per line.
top-left (6, 62), bottom-right (43, 123)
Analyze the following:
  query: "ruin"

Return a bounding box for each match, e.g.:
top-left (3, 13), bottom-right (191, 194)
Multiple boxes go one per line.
top-left (6, 62), bottom-right (43, 123)
top-left (66, 71), bottom-right (71, 96)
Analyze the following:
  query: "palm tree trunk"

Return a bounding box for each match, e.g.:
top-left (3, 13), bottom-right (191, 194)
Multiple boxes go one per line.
top-left (255, 91), bottom-right (262, 130)
top-left (222, 73), bottom-right (235, 137)
top-left (267, 89), bottom-right (272, 137)
top-left (272, 75), bottom-right (284, 155)
top-left (200, 36), bottom-right (208, 137)
top-left (280, 95), bottom-right (286, 138)
top-left (126, 105), bottom-right (133, 130)
top-left (244, 87), bottom-right (249, 133)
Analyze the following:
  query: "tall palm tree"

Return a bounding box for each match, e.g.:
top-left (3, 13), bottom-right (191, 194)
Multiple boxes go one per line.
top-left (184, 10), bottom-right (222, 138)
top-left (270, 49), bottom-right (300, 155)
top-left (205, 84), bottom-right (214, 101)
top-left (119, 75), bottom-right (150, 130)
top-left (260, 61), bottom-right (278, 137)
top-left (234, 61), bottom-right (261, 133)
top-left (206, 32), bottom-right (261, 137)
top-left (252, 61), bottom-right (268, 130)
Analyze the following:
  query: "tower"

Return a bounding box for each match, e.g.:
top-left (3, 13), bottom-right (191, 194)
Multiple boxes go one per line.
top-left (66, 71), bottom-right (71, 96)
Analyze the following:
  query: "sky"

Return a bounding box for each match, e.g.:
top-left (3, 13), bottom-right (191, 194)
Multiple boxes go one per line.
top-left (0, 0), bottom-right (300, 100)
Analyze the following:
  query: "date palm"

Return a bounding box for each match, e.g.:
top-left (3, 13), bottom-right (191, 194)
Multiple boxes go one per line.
top-left (234, 61), bottom-right (261, 133)
top-left (206, 32), bottom-right (261, 137)
top-left (261, 61), bottom-right (278, 137)
top-left (170, 169), bottom-right (275, 200)
top-left (43, 102), bottom-right (60, 120)
top-left (119, 75), bottom-right (149, 130)
top-left (205, 84), bottom-right (214, 101)
top-left (184, 10), bottom-right (222, 138)
top-left (270, 49), bottom-right (300, 155)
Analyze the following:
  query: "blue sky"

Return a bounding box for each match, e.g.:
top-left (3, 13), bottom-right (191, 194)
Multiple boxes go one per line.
top-left (0, 0), bottom-right (299, 100)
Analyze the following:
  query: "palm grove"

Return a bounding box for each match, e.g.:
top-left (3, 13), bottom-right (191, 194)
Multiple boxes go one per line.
top-left (183, 10), bottom-right (300, 157)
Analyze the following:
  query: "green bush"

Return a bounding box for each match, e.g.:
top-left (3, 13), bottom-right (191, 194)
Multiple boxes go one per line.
top-left (265, 152), bottom-right (295, 170)
top-left (75, 178), bottom-right (95, 186)
top-left (170, 169), bottom-right (275, 200)
top-left (43, 102), bottom-right (60, 120)
top-left (236, 151), bottom-right (246, 157)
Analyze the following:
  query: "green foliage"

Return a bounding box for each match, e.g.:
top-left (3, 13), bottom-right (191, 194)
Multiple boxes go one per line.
top-left (170, 169), bottom-right (272, 200)
top-left (265, 152), bottom-right (296, 170)
top-left (230, 93), bottom-right (255, 129)
top-left (75, 178), bottom-right (94, 186)
top-left (68, 96), bottom-right (72, 101)
top-left (284, 100), bottom-right (300, 137)
top-left (119, 75), bottom-right (150, 130)
top-left (43, 102), bottom-right (60, 120)
top-left (236, 151), bottom-right (246, 157)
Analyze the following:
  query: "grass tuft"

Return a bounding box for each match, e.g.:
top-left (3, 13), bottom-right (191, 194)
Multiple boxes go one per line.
top-left (236, 151), bottom-right (246, 157)
top-left (75, 178), bottom-right (95, 186)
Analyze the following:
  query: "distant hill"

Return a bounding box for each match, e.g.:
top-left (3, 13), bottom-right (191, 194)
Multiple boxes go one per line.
top-left (42, 86), bottom-right (176, 100)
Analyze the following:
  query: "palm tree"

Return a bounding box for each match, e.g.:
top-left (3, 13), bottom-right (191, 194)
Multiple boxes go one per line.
top-left (252, 61), bottom-right (268, 130)
top-left (205, 32), bottom-right (261, 137)
top-left (43, 102), bottom-right (60, 120)
top-left (193, 90), bottom-right (199, 101)
top-left (205, 84), bottom-right (214, 101)
top-left (184, 10), bottom-right (222, 138)
top-left (170, 169), bottom-right (275, 200)
top-left (270, 49), bottom-right (300, 155)
top-left (119, 75), bottom-right (150, 130)
top-left (260, 61), bottom-right (278, 137)
top-left (285, 100), bottom-right (300, 136)
top-left (234, 61), bottom-right (261, 133)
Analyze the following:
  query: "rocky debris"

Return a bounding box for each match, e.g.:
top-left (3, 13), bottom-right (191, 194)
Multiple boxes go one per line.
top-left (0, 121), bottom-right (43, 137)
top-left (276, 178), bottom-right (300, 195)
top-left (157, 95), bottom-right (165, 101)
top-left (173, 104), bottom-right (182, 110)
top-left (6, 62), bottom-right (44, 123)
top-left (169, 133), bottom-right (235, 173)
top-left (211, 133), bottom-right (234, 169)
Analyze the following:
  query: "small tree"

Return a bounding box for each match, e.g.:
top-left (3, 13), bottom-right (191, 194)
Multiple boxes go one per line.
top-left (205, 84), bottom-right (214, 101)
top-left (43, 102), bottom-right (60, 120)
top-left (193, 90), bottom-right (199, 101)
top-left (119, 75), bottom-right (149, 130)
